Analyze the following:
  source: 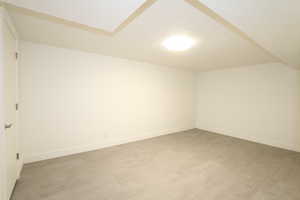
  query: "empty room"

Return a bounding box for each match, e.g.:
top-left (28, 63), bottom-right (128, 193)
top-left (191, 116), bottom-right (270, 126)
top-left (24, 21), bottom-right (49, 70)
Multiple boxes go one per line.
top-left (0, 0), bottom-right (300, 199)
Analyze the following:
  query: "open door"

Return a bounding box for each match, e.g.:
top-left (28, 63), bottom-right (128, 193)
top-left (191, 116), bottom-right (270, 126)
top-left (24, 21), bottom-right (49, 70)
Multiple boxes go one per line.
top-left (3, 17), bottom-right (19, 199)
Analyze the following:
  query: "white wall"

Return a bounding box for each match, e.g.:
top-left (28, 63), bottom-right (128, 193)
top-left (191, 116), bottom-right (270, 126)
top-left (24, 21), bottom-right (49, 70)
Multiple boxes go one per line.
top-left (196, 63), bottom-right (300, 152)
top-left (19, 42), bottom-right (300, 164)
top-left (19, 41), bottom-right (197, 163)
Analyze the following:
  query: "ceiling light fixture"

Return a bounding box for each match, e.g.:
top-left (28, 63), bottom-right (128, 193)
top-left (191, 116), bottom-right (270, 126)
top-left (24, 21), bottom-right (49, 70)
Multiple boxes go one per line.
top-left (162, 35), bottom-right (196, 51)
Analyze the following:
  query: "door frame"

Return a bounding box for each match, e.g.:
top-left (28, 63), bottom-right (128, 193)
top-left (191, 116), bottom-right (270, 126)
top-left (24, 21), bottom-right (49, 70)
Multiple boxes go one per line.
top-left (0, 7), bottom-right (21, 200)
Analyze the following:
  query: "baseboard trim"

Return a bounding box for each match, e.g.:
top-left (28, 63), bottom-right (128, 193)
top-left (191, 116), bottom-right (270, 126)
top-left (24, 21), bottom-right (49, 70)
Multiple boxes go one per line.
top-left (24, 126), bottom-right (195, 163)
top-left (196, 127), bottom-right (300, 153)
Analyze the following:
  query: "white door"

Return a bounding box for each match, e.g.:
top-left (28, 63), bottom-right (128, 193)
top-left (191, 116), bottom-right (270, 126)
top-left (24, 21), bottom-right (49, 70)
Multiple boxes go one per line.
top-left (3, 21), bottom-right (18, 200)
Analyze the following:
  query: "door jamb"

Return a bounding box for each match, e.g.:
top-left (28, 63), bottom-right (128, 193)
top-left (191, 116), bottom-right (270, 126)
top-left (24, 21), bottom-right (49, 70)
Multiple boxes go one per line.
top-left (0, 7), bottom-right (20, 200)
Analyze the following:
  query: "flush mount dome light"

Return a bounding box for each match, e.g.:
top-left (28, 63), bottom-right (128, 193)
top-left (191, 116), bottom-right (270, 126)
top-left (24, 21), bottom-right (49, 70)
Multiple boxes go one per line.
top-left (162, 35), bottom-right (196, 51)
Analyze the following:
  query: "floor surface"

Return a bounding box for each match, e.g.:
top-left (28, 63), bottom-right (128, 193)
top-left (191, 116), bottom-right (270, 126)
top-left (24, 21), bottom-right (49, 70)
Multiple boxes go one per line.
top-left (12, 129), bottom-right (300, 200)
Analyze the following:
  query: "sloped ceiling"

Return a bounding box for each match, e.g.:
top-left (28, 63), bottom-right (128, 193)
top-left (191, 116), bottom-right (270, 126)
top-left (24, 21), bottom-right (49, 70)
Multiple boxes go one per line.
top-left (197, 0), bottom-right (300, 69)
top-left (3, 0), bottom-right (295, 71)
top-left (2, 0), bottom-right (149, 32)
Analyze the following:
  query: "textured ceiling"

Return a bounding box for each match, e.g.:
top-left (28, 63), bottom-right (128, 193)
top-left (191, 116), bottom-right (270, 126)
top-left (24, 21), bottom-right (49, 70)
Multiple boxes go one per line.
top-left (4, 0), bottom-right (285, 71)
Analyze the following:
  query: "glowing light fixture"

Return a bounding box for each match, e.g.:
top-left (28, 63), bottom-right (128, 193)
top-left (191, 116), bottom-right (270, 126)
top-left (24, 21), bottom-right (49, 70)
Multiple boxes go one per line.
top-left (162, 35), bottom-right (195, 51)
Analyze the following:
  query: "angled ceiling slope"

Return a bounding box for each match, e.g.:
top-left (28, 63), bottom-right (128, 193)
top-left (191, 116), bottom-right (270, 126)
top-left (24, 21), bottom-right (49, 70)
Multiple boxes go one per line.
top-left (1, 0), bottom-right (155, 34)
top-left (197, 0), bottom-right (300, 69)
top-left (2, 0), bottom-right (282, 71)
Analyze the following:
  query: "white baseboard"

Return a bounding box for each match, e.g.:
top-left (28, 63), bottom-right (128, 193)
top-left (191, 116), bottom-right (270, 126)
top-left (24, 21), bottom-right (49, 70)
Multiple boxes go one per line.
top-left (196, 127), bottom-right (300, 153)
top-left (24, 126), bottom-right (195, 163)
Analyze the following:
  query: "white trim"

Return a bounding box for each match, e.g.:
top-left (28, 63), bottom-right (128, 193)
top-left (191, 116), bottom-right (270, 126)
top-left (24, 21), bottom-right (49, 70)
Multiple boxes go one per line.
top-left (24, 127), bottom-right (195, 163)
top-left (0, 8), bottom-right (22, 200)
top-left (0, 7), bottom-right (23, 175)
top-left (196, 127), bottom-right (300, 153)
top-left (0, 8), bottom-right (7, 200)
top-left (0, 7), bottom-right (18, 40)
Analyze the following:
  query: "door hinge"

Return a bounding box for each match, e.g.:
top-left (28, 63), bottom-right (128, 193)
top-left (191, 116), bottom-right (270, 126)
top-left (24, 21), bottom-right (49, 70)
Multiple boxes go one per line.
top-left (15, 103), bottom-right (19, 111)
top-left (15, 52), bottom-right (18, 60)
top-left (16, 153), bottom-right (20, 160)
